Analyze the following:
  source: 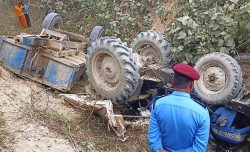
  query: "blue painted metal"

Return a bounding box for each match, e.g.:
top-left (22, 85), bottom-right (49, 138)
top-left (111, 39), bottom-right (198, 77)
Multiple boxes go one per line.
top-left (17, 36), bottom-right (47, 46)
top-left (0, 37), bottom-right (3, 46)
top-left (43, 60), bottom-right (76, 90)
top-left (20, 51), bottom-right (36, 77)
top-left (0, 37), bottom-right (85, 91)
top-left (211, 107), bottom-right (250, 144)
top-left (0, 39), bottom-right (31, 74)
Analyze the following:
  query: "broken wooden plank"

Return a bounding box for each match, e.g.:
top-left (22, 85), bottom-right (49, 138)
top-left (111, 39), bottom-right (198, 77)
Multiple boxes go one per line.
top-left (40, 29), bottom-right (69, 41)
top-left (55, 29), bottom-right (85, 42)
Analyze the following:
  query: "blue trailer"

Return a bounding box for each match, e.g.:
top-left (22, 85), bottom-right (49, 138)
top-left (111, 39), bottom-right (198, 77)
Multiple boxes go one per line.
top-left (0, 29), bottom-right (86, 91)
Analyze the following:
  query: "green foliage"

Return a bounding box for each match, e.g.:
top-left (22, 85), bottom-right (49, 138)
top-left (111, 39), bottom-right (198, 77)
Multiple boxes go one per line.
top-left (40, 0), bottom-right (167, 41)
top-left (167, 0), bottom-right (250, 63)
top-left (155, 2), bottom-right (169, 23)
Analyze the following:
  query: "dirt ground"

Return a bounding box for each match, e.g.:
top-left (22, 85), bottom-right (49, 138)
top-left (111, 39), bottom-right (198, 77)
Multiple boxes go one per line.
top-left (0, 1), bottom-right (79, 151)
top-left (0, 66), bottom-right (149, 151)
top-left (0, 66), bottom-right (77, 151)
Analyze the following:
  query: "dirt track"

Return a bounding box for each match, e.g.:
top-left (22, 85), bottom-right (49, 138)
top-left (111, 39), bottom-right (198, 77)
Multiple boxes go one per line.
top-left (0, 66), bottom-right (76, 151)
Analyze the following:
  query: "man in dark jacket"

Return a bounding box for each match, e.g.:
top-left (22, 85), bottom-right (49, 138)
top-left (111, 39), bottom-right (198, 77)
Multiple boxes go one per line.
top-left (22, 1), bottom-right (31, 27)
top-left (45, 2), bottom-right (56, 17)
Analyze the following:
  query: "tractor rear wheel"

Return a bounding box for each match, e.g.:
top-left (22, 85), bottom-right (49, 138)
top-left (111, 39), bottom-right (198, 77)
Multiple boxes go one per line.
top-left (42, 13), bottom-right (63, 30)
top-left (131, 31), bottom-right (173, 68)
top-left (86, 37), bottom-right (139, 102)
top-left (194, 52), bottom-right (242, 105)
top-left (234, 53), bottom-right (250, 90)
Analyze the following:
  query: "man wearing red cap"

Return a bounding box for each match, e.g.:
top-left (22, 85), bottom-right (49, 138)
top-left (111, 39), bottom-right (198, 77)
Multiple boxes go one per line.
top-left (148, 63), bottom-right (210, 152)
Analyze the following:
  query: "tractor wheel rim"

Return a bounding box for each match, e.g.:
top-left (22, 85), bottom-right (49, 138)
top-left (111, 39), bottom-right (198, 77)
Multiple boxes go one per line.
top-left (92, 51), bottom-right (120, 91)
top-left (199, 63), bottom-right (227, 94)
top-left (136, 43), bottom-right (161, 63)
top-left (53, 23), bottom-right (60, 29)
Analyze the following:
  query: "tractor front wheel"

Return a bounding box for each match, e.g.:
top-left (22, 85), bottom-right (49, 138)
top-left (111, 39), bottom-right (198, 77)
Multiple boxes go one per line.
top-left (194, 52), bottom-right (242, 105)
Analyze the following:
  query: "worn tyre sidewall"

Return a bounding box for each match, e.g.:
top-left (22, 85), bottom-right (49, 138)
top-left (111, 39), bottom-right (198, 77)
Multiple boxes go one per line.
top-left (88, 26), bottom-right (105, 47)
top-left (87, 37), bottom-right (139, 101)
top-left (131, 31), bottom-right (173, 68)
top-left (194, 52), bottom-right (242, 104)
top-left (88, 47), bottom-right (128, 96)
top-left (42, 13), bottom-right (63, 30)
top-left (234, 53), bottom-right (250, 89)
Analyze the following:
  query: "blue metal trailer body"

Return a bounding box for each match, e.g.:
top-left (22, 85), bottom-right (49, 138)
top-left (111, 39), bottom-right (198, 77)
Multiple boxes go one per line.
top-left (0, 35), bottom-right (86, 91)
top-left (211, 107), bottom-right (250, 144)
top-left (0, 38), bottom-right (32, 74)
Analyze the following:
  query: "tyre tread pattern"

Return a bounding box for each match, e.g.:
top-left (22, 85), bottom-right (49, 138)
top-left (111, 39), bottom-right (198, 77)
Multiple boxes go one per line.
top-left (131, 31), bottom-right (173, 68)
top-left (42, 13), bottom-right (62, 30)
top-left (88, 26), bottom-right (105, 47)
top-left (86, 37), bottom-right (139, 102)
top-left (194, 52), bottom-right (242, 105)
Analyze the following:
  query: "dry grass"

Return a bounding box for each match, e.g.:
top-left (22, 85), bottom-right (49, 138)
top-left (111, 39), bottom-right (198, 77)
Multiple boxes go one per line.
top-left (0, 1), bottom-right (44, 37)
top-left (0, 114), bottom-right (7, 149)
top-left (24, 102), bottom-right (149, 151)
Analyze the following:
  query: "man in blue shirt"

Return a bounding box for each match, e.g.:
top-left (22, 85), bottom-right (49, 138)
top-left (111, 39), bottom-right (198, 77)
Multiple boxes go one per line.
top-left (22, 1), bottom-right (31, 27)
top-left (148, 63), bottom-right (210, 152)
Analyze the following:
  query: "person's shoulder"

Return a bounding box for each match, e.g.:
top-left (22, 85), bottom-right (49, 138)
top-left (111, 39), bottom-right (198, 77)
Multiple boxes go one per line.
top-left (154, 94), bottom-right (174, 106)
top-left (190, 98), bottom-right (208, 114)
top-left (157, 94), bottom-right (172, 101)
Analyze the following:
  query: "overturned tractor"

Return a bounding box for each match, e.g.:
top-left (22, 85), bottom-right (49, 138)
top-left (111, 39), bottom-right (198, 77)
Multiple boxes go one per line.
top-left (0, 13), bottom-right (249, 146)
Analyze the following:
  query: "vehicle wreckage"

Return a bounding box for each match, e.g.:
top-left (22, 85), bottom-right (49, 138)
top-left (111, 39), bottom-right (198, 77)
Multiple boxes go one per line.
top-left (0, 13), bottom-right (249, 149)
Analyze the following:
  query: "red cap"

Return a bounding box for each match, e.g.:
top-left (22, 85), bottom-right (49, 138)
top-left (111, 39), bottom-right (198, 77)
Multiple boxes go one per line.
top-left (173, 63), bottom-right (200, 80)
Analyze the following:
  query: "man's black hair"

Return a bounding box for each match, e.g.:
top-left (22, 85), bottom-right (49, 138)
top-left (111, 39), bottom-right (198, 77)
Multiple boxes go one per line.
top-left (174, 73), bottom-right (193, 89)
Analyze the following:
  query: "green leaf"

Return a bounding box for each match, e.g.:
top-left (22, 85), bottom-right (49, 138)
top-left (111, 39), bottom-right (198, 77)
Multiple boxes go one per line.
top-left (230, 0), bottom-right (238, 4)
top-left (213, 31), bottom-right (221, 37)
top-left (246, 22), bottom-right (250, 30)
top-left (226, 39), bottom-right (235, 47)
top-left (211, 13), bottom-right (221, 20)
top-left (218, 39), bottom-right (224, 47)
top-left (220, 31), bottom-right (227, 36)
top-left (169, 27), bottom-right (182, 34)
top-left (178, 45), bottom-right (184, 51)
top-left (177, 16), bottom-right (190, 25)
top-left (228, 4), bottom-right (235, 11)
top-left (177, 31), bottom-right (187, 39)
top-left (219, 47), bottom-right (227, 52)
top-left (212, 24), bottom-right (220, 30)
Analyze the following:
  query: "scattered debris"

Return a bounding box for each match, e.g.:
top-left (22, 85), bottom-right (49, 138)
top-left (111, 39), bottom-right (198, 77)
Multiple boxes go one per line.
top-left (60, 94), bottom-right (150, 137)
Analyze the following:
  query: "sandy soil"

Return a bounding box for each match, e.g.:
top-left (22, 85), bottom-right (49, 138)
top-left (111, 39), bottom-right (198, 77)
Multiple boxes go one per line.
top-left (0, 66), bottom-right (76, 151)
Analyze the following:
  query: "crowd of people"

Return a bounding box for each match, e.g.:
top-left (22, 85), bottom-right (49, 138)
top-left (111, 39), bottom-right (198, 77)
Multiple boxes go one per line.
top-left (14, 1), bottom-right (56, 29)
top-left (14, 1), bottom-right (30, 29)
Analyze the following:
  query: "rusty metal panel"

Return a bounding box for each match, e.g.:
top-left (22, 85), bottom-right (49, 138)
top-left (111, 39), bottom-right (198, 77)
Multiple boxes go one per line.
top-left (0, 40), bottom-right (30, 74)
top-left (43, 60), bottom-right (77, 91)
top-left (15, 36), bottom-right (48, 47)
top-left (20, 50), bottom-right (36, 77)
top-left (0, 36), bottom-right (86, 92)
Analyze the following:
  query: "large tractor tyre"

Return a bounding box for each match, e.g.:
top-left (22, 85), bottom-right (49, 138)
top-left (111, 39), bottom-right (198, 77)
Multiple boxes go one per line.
top-left (234, 53), bottom-right (250, 90)
top-left (131, 31), bottom-right (173, 68)
top-left (88, 26), bottom-right (105, 47)
top-left (194, 52), bottom-right (242, 105)
top-left (42, 13), bottom-right (63, 30)
top-left (86, 37), bottom-right (140, 102)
